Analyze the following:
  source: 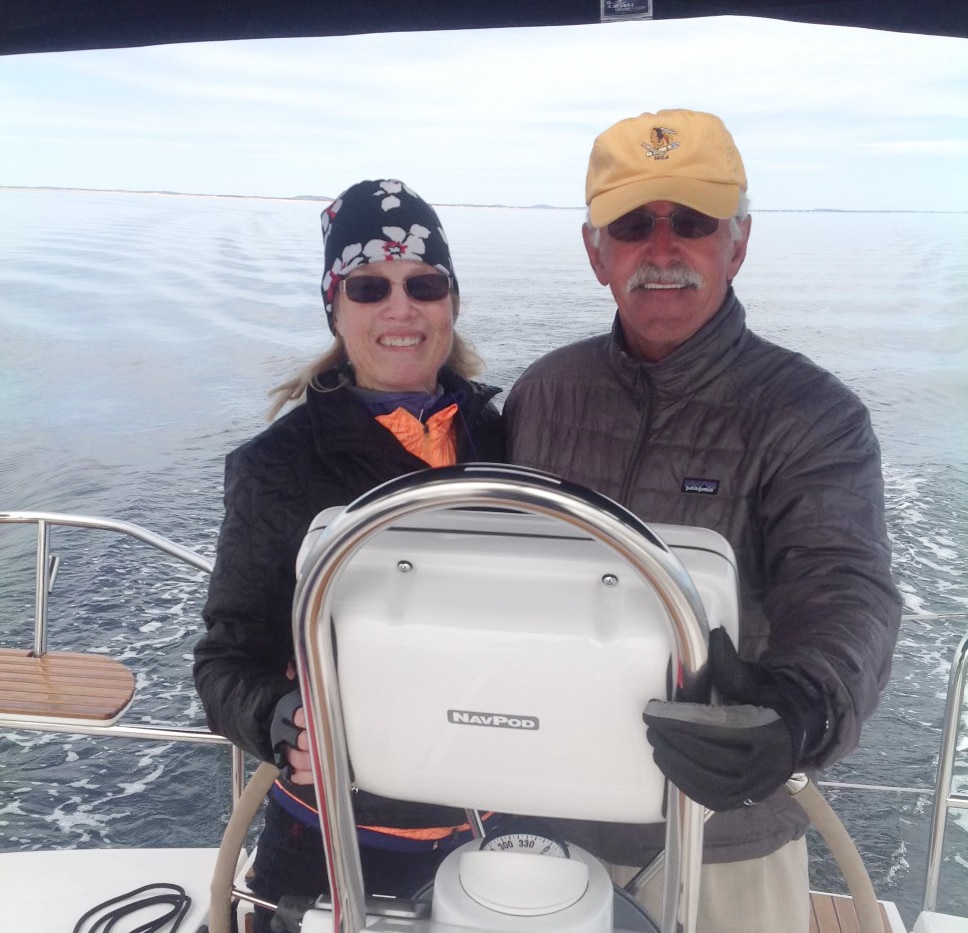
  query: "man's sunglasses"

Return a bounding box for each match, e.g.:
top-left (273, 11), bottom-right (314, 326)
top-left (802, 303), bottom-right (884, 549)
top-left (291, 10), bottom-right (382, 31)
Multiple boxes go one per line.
top-left (607, 207), bottom-right (720, 242)
top-left (339, 273), bottom-right (452, 304)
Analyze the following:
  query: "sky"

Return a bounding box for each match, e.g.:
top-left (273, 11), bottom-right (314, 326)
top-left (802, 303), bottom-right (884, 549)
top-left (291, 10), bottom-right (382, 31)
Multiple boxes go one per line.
top-left (1, 15), bottom-right (967, 212)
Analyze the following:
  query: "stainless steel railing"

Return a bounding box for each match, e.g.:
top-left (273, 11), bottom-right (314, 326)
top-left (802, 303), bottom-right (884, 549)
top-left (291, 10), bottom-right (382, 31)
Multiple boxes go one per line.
top-left (4, 508), bottom-right (964, 920)
top-left (922, 629), bottom-right (968, 912)
top-left (0, 510), bottom-right (245, 801)
top-left (809, 611), bottom-right (968, 915)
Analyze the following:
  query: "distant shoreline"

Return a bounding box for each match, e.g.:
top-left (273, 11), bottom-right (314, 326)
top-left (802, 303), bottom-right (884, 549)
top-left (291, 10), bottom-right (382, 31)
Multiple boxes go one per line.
top-left (0, 185), bottom-right (582, 211)
top-left (1, 185), bottom-right (965, 214)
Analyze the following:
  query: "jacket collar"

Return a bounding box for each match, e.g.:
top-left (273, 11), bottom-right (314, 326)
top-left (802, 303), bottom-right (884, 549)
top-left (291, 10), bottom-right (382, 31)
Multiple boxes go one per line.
top-left (304, 366), bottom-right (500, 453)
top-left (606, 288), bottom-right (748, 397)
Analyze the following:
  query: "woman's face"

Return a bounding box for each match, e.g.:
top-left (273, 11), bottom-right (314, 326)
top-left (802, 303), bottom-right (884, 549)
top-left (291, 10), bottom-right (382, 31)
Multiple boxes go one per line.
top-left (334, 261), bottom-right (455, 394)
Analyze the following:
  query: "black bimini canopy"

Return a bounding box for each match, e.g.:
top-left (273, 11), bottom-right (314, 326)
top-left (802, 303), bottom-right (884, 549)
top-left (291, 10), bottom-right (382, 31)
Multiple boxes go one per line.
top-left (2, 0), bottom-right (967, 56)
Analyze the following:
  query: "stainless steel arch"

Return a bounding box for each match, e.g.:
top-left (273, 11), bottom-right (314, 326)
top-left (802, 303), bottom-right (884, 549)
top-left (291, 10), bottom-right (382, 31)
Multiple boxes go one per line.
top-left (292, 464), bottom-right (712, 933)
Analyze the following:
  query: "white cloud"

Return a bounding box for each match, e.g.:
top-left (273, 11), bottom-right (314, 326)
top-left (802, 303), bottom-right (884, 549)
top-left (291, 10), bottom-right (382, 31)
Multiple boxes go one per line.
top-left (1, 17), bottom-right (966, 210)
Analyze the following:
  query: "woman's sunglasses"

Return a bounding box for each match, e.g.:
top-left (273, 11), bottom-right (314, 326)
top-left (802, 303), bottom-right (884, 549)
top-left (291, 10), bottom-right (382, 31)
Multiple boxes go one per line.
top-left (607, 207), bottom-right (720, 242)
top-left (339, 272), bottom-right (452, 304)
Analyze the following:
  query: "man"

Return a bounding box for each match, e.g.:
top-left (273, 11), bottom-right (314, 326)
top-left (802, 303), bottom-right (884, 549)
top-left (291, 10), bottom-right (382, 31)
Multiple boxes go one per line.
top-left (504, 109), bottom-right (901, 932)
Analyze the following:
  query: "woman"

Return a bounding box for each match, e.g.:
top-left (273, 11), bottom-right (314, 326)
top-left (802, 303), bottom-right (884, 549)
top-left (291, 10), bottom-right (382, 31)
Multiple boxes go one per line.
top-left (193, 179), bottom-right (504, 930)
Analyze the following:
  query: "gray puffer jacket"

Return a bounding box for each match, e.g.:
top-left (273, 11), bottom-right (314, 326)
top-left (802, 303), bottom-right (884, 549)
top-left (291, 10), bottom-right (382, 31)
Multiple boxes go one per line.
top-left (504, 290), bottom-right (900, 865)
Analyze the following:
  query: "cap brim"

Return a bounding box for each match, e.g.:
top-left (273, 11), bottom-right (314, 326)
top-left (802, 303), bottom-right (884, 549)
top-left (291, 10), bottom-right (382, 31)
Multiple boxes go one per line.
top-left (588, 178), bottom-right (742, 227)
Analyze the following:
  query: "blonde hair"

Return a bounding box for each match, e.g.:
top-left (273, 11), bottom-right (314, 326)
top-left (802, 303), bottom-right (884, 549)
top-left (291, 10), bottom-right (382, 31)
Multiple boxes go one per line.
top-left (265, 301), bottom-right (485, 422)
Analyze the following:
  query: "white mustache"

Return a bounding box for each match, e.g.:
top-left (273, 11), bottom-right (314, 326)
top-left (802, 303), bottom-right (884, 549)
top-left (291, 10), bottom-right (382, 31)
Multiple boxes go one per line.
top-left (625, 264), bottom-right (703, 293)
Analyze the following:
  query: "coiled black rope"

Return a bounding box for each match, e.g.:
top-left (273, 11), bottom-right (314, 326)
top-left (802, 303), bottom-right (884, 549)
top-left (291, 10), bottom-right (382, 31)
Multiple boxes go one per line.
top-left (72, 882), bottom-right (192, 933)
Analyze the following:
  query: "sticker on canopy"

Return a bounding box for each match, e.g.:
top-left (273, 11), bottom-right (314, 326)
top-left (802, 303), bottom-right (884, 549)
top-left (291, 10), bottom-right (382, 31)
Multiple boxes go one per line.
top-left (601, 0), bottom-right (653, 22)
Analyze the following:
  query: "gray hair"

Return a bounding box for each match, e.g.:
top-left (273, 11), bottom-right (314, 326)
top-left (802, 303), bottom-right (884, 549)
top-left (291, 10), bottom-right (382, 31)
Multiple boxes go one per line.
top-left (586, 191), bottom-right (751, 246)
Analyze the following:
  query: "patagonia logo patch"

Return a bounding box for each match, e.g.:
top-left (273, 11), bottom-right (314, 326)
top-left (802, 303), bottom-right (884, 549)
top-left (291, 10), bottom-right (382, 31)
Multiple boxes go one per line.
top-left (681, 478), bottom-right (720, 495)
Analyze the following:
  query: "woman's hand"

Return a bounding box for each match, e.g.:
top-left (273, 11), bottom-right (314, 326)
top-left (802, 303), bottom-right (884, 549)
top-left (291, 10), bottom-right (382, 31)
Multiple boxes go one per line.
top-left (284, 706), bottom-right (314, 784)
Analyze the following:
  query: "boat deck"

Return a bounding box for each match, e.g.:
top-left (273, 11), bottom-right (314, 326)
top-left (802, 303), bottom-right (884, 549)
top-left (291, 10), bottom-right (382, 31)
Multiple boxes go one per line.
top-left (2, 848), bottom-right (223, 933)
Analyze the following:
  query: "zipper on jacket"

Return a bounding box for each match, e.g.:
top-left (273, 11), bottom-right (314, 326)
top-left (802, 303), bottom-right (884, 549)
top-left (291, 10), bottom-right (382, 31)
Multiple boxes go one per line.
top-left (421, 415), bottom-right (432, 464)
top-left (618, 369), bottom-right (655, 506)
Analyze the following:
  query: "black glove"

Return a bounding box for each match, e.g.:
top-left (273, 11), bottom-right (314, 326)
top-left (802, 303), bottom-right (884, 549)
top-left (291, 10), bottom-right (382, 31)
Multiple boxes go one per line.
top-left (643, 627), bottom-right (823, 811)
top-left (269, 688), bottom-right (303, 775)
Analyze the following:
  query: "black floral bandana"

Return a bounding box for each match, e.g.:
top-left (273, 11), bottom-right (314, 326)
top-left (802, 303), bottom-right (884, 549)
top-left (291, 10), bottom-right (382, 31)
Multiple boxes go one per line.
top-left (320, 179), bottom-right (458, 333)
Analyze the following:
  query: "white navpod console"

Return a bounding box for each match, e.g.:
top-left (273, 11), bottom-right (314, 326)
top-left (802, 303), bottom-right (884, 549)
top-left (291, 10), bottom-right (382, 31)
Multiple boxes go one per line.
top-left (298, 506), bottom-right (738, 826)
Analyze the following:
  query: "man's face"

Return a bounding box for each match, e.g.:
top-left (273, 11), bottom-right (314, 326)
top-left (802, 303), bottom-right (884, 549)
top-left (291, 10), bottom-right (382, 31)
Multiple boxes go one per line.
top-left (583, 200), bottom-right (751, 362)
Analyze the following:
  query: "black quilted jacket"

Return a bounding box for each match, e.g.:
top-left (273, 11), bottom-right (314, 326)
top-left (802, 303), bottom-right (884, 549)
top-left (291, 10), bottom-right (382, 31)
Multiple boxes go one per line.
top-left (194, 367), bottom-right (503, 826)
top-left (504, 291), bottom-right (901, 865)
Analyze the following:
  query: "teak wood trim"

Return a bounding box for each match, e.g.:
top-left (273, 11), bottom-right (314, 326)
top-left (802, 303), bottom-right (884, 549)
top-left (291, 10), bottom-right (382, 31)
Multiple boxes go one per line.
top-left (0, 648), bottom-right (135, 722)
top-left (810, 892), bottom-right (892, 933)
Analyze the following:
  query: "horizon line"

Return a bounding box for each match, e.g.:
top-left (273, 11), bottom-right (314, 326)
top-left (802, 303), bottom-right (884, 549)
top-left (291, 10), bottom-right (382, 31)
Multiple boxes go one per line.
top-left (2, 185), bottom-right (965, 215)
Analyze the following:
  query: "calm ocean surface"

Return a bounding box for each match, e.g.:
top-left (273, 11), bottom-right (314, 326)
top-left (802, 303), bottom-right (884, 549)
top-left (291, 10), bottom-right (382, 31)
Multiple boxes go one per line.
top-left (1, 188), bottom-right (966, 925)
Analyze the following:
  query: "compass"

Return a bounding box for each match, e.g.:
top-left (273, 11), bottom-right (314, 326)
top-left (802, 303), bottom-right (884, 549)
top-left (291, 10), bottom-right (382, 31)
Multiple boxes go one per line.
top-left (444, 819), bottom-right (591, 918)
top-left (478, 820), bottom-right (571, 859)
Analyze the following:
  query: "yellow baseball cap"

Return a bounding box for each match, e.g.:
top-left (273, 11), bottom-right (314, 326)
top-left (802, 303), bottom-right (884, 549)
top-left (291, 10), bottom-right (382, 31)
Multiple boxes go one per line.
top-left (586, 109), bottom-right (747, 226)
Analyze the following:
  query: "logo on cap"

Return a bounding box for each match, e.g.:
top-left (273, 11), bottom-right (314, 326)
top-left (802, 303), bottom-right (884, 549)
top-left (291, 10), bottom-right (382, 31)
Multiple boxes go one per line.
top-left (642, 126), bottom-right (679, 160)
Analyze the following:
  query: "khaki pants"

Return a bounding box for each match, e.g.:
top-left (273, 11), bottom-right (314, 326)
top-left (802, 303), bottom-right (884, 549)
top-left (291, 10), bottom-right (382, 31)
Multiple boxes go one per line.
top-left (607, 837), bottom-right (810, 933)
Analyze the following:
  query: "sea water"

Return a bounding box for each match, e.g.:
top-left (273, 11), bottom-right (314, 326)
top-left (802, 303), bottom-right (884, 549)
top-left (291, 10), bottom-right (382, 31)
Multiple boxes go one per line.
top-left (0, 188), bottom-right (966, 925)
